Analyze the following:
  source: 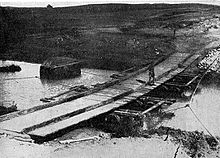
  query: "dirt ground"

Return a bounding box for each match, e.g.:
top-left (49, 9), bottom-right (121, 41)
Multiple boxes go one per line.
top-left (0, 133), bottom-right (190, 158)
top-left (1, 4), bottom-right (220, 158)
top-left (2, 4), bottom-right (219, 70)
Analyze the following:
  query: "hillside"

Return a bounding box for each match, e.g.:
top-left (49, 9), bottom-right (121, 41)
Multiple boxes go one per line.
top-left (1, 3), bottom-right (220, 70)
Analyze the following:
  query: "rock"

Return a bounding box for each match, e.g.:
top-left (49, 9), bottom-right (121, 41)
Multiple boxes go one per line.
top-left (0, 65), bottom-right (21, 73)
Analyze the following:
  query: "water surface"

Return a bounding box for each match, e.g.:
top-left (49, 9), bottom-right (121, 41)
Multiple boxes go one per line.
top-left (0, 60), bottom-right (117, 110)
top-left (164, 75), bottom-right (220, 136)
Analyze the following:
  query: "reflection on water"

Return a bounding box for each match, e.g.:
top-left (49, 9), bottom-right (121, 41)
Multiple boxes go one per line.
top-left (164, 75), bottom-right (220, 136)
top-left (0, 60), bottom-right (117, 110)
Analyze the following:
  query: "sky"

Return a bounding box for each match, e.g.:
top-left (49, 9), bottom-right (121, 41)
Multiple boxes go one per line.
top-left (1, 0), bottom-right (220, 7)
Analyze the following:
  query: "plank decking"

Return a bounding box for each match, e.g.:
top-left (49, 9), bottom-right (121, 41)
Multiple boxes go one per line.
top-left (0, 52), bottom-right (202, 138)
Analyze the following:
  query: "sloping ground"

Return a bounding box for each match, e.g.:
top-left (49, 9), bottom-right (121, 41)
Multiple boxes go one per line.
top-left (2, 4), bottom-right (220, 70)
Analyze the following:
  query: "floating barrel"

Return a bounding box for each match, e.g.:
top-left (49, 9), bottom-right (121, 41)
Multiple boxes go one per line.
top-left (104, 113), bottom-right (122, 132)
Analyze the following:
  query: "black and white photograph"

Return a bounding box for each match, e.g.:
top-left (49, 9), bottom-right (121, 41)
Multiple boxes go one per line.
top-left (0, 0), bottom-right (220, 157)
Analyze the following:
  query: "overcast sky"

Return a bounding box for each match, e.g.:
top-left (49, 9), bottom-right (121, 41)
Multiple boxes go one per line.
top-left (1, 0), bottom-right (220, 7)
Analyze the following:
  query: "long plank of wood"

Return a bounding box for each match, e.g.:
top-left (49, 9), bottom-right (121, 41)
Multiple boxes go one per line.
top-left (120, 83), bottom-right (142, 90)
top-left (141, 101), bottom-right (166, 115)
top-left (91, 92), bottom-right (116, 97)
top-left (92, 85), bottom-right (131, 97)
top-left (0, 87), bottom-right (134, 133)
top-left (136, 87), bottom-right (151, 93)
top-left (88, 87), bottom-right (131, 99)
top-left (127, 92), bottom-right (145, 98)
top-left (138, 55), bottom-right (201, 92)
top-left (121, 78), bottom-right (142, 86)
top-left (0, 129), bottom-right (31, 139)
top-left (0, 98), bottom-right (100, 132)
top-left (98, 88), bottom-right (128, 95)
top-left (25, 89), bottom-right (133, 133)
top-left (0, 56), bottom-right (167, 123)
top-left (113, 99), bottom-right (132, 105)
top-left (82, 94), bottom-right (112, 101)
top-left (113, 92), bottom-right (146, 105)
top-left (116, 97), bottom-right (134, 103)
top-left (110, 84), bottom-right (132, 91)
top-left (28, 102), bottom-right (125, 137)
top-left (28, 81), bottom-right (157, 137)
top-left (123, 95), bottom-right (137, 100)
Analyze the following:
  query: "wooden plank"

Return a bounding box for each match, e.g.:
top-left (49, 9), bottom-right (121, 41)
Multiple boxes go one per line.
top-left (28, 102), bottom-right (124, 137)
top-left (82, 94), bottom-right (111, 101)
top-left (120, 83), bottom-right (141, 90)
top-left (91, 92), bottom-right (116, 97)
top-left (185, 75), bottom-right (199, 86)
top-left (0, 98), bottom-right (100, 132)
top-left (99, 88), bottom-right (127, 95)
top-left (177, 73), bottom-right (199, 77)
top-left (114, 99), bottom-right (131, 105)
top-left (117, 97), bottom-right (134, 103)
top-left (141, 101), bottom-right (165, 115)
top-left (24, 89), bottom-right (133, 133)
top-left (144, 85), bottom-right (158, 90)
top-left (110, 84), bottom-right (132, 91)
top-left (0, 129), bottom-right (31, 139)
top-left (123, 95), bottom-right (137, 100)
top-left (136, 87), bottom-right (151, 93)
top-left (121, 78), bottom-right (141, 86)
top-left (128, 92), bottom-right (145, 98)
top-left (114, 109), bottom-right (141, 116)
top-left (28, 87), bottom-right (170, 137)
top-left (0, 87), bottom-right (133, 133)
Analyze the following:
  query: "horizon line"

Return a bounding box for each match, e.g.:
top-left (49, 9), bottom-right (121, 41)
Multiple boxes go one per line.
top-left (1, 1), bottom-right (220, 8)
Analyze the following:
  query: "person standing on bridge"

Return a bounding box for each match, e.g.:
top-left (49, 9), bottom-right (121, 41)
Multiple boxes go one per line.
top-left (148, 48), bottom-right (160, 85)
top-left (148, 63), bottom-right (155, 86)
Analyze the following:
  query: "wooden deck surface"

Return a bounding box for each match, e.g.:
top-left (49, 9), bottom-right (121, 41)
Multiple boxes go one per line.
top-left (0, 52), bottom-right (202, 138)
